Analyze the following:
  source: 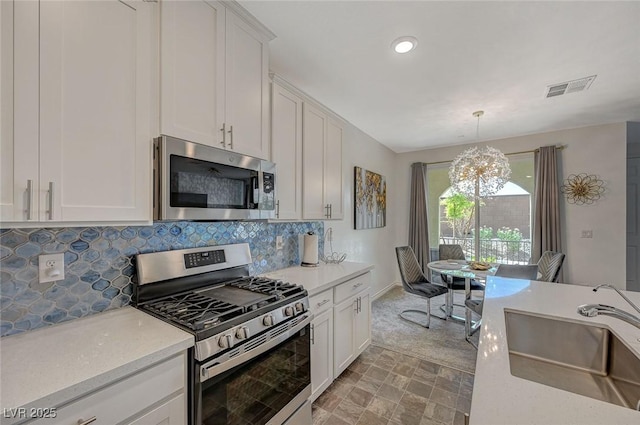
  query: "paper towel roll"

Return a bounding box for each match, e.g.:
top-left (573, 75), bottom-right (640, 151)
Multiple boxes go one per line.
top-left (301, 232), bottom-right (319, 267)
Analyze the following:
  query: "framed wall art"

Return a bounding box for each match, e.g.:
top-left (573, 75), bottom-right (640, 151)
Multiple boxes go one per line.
top-left (354, 166), bottom-right (386, 229)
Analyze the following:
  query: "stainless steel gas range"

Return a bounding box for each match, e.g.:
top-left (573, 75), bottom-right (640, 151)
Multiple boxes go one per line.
top-left (134, 243), bottom-right (312, 425)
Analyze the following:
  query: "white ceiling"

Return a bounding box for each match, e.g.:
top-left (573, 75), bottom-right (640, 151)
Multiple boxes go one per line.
top-left (238, 0), bottom-right (640, 153)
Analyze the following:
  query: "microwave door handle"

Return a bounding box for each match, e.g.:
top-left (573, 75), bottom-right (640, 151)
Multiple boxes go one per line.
top-left (257, 171), bottom-right (265, 209)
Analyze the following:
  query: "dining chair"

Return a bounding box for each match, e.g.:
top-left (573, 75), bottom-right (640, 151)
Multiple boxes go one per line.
top-left (438, 244), bottom-right (485, 320)
top-left (537, 251), bottom-right (565, 282)
top-left (464, 263), bottom-right (539, 348)
top-left (395, 246), bottom-right (449, 328)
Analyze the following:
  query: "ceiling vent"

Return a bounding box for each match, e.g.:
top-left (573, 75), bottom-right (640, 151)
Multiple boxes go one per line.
top-left (545, 75), bottom-right (596, 98)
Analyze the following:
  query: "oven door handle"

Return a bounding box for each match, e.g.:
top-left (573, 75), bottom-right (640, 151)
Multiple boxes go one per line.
top-left (200, 314), bottom-right (313, 382)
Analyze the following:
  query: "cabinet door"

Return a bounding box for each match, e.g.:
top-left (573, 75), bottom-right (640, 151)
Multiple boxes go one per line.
top-left (271, 82), bottom-right (302, 220)
top-left (160, 0), bottom-right (225, 148)
top-left (39, 0), bottom-right (153, 222)
top-left (225, 10), bottom-right (269, 160)
top-left (29, 354), bottom-right (185, 425)
top-left (127, 393), bottom-right (185, 425)
top-left (311, 309), bottom-right (333, 402)
top-left (354, 291), bottom-right (371, 356)
top-left (325, 119), bottom-right (343, 219)
top-left (0, 0), bottom-right (15, 220)
top-left (1, 0), bottom-right (39, 222)
top-left (333, 296), bottom-right (356, 377)
top-left (302, 103), bottom-right (327, 220)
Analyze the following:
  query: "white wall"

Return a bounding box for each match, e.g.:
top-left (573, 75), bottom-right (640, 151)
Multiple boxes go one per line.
top-left (395, 123), bottom-right (628, 288)
top-left (326, 123), bottom-right (402, 298)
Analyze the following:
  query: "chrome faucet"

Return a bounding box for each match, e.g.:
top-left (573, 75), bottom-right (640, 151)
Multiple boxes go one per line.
top-left (577, 284), bottom-right (640, 330)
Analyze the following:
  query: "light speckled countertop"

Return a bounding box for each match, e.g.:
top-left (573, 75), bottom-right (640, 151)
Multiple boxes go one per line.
top-left (261, 261), bottom-right (374, 296)
top-left (0, 306), bottom-right (193, 422)
top-left (471, 278), bottom-right (640, 424)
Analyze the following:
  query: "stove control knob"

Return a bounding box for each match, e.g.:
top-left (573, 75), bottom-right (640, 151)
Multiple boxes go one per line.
top-left (294, 302), bottom-right (305, 313)
top-left (263, 314), bottom-right (275, 327)
top-left (284, 306), bottom-right (295, 317)
top-left (218, 334), bottom-right (233, 349)
top-left (235, 326), bottom-right (250, 340)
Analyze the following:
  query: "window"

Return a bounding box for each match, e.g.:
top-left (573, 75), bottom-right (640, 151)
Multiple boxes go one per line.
top-left (427, 153), bottom-right (534, 263)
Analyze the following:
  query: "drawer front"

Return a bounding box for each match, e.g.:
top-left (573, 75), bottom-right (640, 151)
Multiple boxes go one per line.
top-left (28, 353), bottom-right (186, 425)
top-left (309, 289), bottom-right (333, 315)
top-left (334, 272), bottom-right (371, 304)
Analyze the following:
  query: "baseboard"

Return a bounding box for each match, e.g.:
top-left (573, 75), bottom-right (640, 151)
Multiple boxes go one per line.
top-left (372, 281), bottom-right (401, 301)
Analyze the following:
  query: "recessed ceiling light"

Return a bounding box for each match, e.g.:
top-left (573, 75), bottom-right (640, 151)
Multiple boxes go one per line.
top-left (391, 36), bottom-right (418, 54)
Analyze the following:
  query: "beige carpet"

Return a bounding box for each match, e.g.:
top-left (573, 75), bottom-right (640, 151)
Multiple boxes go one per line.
top-left (371, 285), bottom-right (479, 374)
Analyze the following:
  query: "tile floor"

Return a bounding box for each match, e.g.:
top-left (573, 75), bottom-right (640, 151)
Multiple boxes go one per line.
top-left (312, 345), bottom-right (474, 425)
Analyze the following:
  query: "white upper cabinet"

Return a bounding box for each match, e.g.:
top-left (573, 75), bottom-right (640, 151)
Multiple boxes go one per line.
top-left (271, 80), bottom-right (303, 220)
top-left (325, 119), bottom-right (344, 219)
top-left (160, 0), bottom-right (225, 147)
top-left (224, 10), bottom-right (270, 160)
top-left (302, 103), bottom-right (344, 220)
top-left (302, 103), bottom-right (327, 220)
top-left (2, 0), bottom-right (154, 225)
top-left (160, 0), bottom-right (272, 160)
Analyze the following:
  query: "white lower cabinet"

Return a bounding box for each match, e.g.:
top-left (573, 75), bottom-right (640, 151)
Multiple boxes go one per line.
top-left (333, 294), bottom-right (358, 376)
top-left (311, 308), bottom-right (334, 402)
top-left (126, 394), bottom-right (184, 425)
top-left (28, 353), bottom-right (187, 425)
top-left (354, 291), bottom-right (371, 355)
top-left (333, 273), bottom-right (371, 377)
top-left (309, 289), bottom-right (334, 402)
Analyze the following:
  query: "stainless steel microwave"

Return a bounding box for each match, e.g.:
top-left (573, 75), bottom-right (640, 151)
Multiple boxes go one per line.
top-left (153, 135), bottom-right (276, 221)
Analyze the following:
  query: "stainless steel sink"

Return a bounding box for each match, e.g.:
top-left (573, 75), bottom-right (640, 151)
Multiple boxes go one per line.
top-left (504, 309), bottom-right (640, 411)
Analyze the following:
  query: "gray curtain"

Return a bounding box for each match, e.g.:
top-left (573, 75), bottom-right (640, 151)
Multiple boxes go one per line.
top-left (533, 146), bottom-right (563, 278)
top-left (409, 162), bottom-right (430, 270)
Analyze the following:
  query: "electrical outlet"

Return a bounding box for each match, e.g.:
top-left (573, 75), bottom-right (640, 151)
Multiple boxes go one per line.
top-left (276, 236), bottom-right (284, 251)
top-left (581, 230), bottom-right (593, 239)
top-left (39, 253), bottom-right (65, 283)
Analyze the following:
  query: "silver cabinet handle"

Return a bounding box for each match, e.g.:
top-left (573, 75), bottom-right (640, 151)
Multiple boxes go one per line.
top-left (310, 323), bottom-right (315, 345)
top-left (77, 417), bottom-right (97, 425)
top-left (228, 125), bottom-right (233, 149)
top-left (317, 299), bottom-right (330, 308)
top-left (48, 182), bottom-right (54, 220)
top-left (328, 203), bottom-right (332, 218)
top-left (220, 123), bottom-right (227, 148)
top-left (26, 180), bottom-right (33, 220)
top-left (353, 299), bottom-right (358, 313)
top-left (324, 204), bottom-right (330, 218)
top-left (352, 282), bottom-right (363, 290)
top-left (275, 200), bottom-right (280, 218)
top-left (357, 297), bottom-right (361, 313)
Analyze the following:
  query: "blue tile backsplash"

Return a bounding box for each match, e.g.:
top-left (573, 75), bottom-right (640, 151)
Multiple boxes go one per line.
top-left (0, 221), bottom-right (323, 337)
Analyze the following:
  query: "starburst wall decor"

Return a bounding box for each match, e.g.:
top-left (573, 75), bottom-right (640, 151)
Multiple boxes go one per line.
top-left (561, 173), bottom-right (605, 205)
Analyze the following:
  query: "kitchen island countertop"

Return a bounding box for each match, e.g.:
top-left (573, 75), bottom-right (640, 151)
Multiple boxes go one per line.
top-left (472, 278), bottom-right (640, 424)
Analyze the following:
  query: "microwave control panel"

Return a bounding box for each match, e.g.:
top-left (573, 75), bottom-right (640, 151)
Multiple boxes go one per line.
top-left (263, 173), bottom-right (274, 193)
top-left (184, 250), bottom-right (226, 269)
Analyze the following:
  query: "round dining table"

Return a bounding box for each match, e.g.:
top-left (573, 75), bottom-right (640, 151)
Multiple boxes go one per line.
top-left (426, 260), bottom-right (497, 321)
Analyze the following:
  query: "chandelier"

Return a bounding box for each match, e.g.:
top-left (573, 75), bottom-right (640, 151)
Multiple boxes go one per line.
top-left (449, 145), bottom-right (511, 199)
top-left (448, 111), bottom-right (511, 261)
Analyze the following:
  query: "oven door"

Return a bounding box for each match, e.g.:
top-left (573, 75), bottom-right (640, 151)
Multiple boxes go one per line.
top-left (195, 316), bottom-right (312, 425)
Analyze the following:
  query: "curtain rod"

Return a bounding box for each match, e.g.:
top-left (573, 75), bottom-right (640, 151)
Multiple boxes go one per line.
top-left (422, 145), bottom-right (566, 166)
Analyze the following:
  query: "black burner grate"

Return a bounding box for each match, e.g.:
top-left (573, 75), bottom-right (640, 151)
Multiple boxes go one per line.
top-left (226, 276), bottom-right (303, 300)
top-left (141, 276), bottom-right (306, 333)
top-left (143, 292), bottom-right (244, 331)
